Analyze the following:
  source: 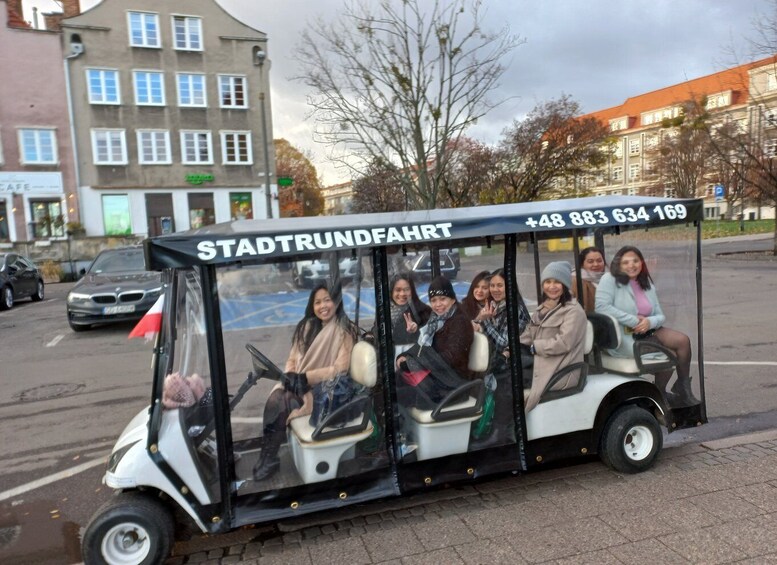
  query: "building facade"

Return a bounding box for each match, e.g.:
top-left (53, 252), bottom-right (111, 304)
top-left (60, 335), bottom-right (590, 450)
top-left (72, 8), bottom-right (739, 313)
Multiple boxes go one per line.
top-left (580, 56), bottom-right (777, 220)
top-left (0, 0), bottom-right (79, 243)
top-left (62, 0), bottom-right (277, 238)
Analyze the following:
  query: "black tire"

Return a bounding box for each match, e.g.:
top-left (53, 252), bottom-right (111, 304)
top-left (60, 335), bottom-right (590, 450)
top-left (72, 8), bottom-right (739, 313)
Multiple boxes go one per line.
top-left (600, 405), bottom-right (662, 474)
top-left (82, 491), bottom-right (174, 565)
top-left (0, 285), bottom-right (12, 311)
top-left (31, 280), bottom-right (45, 301)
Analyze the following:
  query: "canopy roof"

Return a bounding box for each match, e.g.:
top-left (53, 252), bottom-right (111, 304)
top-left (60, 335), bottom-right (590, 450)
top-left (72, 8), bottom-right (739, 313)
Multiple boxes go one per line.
top-left (146, 196), bottom-right (703, 269)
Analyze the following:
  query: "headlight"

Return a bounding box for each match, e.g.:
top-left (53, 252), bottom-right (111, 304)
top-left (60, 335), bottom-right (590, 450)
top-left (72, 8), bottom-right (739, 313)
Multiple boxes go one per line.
top-left (106, 440), bottom-right (140, 473)
top-left (67, 292), bottom-right (91, 303)
top-left (146, 286), bottom-right (163, 297)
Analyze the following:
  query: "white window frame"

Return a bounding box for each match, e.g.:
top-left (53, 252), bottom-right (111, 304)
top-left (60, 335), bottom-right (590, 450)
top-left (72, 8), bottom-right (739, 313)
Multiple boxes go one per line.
top-left (137, 130), bottom-right (171, 164)
top-left (18, 128), bottom-right (57, 164)
top-left (218, 75), bottom-right (248, 109)
top-left (180, 130), bottom-right (213, 165)
top-left (764, 138), bottom-right (777, 158)
top-left (629, 138), bottom-right (640, 155)
top-left (128, 11), bottom-right (160, 48)
top-left (628, 163), bottom-right (640, 180)
top-left (172, 15), bottom-right (203, 51)
top-left (612, 166), bottom-right (623, 182)
top-left (86, 68), bottom-right (121, 105)
top-left (220, 131), bottom-right (253, 165)
top-left (133, 70), bottom-right (166, 106)
top-left (176, 73), bottom-right (207, 107)
top-left (91, 129), bottom-right (128, 165)
top-left (767, 72), bottom-right (777, 91)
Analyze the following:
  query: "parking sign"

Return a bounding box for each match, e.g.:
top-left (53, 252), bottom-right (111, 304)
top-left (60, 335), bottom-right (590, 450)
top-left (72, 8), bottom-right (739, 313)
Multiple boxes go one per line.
top-left (714, 184), bottom-right (724, 201)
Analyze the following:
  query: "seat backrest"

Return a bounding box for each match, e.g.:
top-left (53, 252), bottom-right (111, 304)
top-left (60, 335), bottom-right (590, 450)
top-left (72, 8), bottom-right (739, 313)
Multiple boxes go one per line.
top-left (350, 341), bottom-right (377, 387)
top-left (468, 332), bottom-right (490, 373)
top-left (584, 320), bottom-right (594, 354)
top-left (586, 312), bottom-right (621, 350)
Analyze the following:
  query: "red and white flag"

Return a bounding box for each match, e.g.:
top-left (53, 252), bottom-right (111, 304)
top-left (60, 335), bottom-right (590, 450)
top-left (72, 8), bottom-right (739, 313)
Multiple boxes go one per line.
top-left (129, 295), bottom-right (164, 342)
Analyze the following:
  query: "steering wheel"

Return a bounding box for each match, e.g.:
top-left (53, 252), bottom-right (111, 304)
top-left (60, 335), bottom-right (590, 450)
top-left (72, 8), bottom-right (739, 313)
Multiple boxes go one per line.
top-left (245, 343), bottom-right (284, 381)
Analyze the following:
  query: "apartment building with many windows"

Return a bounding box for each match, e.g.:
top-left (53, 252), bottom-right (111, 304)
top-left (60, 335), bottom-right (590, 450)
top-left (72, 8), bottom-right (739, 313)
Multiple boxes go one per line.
top-left (62, 0), bottom-right (277, 237)
top-left (0, 0), bottom-right (80, 243)
top-left (579, 56), bottom-right (777, 220)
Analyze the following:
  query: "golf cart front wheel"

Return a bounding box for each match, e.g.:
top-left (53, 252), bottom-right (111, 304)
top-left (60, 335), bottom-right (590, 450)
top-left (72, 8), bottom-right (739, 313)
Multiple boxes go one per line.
top-left (82, 492), bottom-right (174, 565)
top-left (600, 405), bottom-right (662, 474)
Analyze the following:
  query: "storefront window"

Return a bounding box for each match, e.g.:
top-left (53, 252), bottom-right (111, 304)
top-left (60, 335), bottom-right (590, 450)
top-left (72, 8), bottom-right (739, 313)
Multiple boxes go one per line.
top-left (102, 194), bottom-right (132, 235)
top-left (230, 192), bottom-right (253, 220)
top-left (188, 193), bottom-right (215, 229)
top-left (30, 199), bottom-right (64, 238)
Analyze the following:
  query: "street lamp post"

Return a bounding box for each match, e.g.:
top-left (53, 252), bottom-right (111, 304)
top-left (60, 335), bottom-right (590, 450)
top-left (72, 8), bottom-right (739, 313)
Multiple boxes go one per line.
top-left (254, 47), bottom-right (273, 219)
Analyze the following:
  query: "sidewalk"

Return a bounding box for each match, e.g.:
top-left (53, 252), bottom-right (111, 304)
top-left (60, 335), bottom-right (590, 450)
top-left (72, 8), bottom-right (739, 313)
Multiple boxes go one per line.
top-left (165, 429), bottom-right (777, 564)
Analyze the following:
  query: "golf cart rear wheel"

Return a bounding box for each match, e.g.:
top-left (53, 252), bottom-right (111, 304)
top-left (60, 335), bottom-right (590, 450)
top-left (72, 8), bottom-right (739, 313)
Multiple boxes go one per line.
top-left (82, 491), bottom-right (174, 565)
top-left (600, 405), bottom-right (662, 474)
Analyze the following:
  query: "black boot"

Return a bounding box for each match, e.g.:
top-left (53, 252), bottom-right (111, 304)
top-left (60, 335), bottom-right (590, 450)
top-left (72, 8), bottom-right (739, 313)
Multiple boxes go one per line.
top-left (252, 448), bottom-right (280, 481)
top-left (670, 377), bottom-right (700, 406)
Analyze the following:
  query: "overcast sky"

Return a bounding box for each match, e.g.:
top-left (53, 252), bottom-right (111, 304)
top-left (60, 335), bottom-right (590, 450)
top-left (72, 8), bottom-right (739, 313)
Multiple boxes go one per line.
top-left (23, 0), bottom-right (774, 185)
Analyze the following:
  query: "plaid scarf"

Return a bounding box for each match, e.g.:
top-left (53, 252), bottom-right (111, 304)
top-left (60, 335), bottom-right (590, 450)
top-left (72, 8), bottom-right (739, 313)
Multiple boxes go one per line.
top-left (417, 304), bottom-right (457, 347)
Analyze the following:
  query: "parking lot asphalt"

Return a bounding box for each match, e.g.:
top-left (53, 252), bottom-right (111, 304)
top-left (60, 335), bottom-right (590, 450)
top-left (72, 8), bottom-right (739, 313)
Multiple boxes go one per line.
top-left (164, 428), bottom-right (777, 564)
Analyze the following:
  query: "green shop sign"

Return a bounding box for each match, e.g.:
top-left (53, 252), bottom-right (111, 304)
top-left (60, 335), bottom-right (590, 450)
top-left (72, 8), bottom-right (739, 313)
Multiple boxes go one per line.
top-left (277, 176), bottom-right (294, 186)
top-left (185, 173), bottom-right (214, 185)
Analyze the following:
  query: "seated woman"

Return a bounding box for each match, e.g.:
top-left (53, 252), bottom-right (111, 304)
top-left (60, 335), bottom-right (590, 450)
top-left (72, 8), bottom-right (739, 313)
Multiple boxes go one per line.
top-left (473, 269), bottom-right (530, 442)
top-left (460, 270), bottom-right (491, 326)
top-left (595, 246), bottom-right (699, 406)
top-left (395, 276), bottom-right (474, 410)
top-left (371, 273), bottom-right (431, 357)
top-left (253, 281), bottom-right (358, 481)
top-left (571, 246), bottom-right (606, 313)
top-left (520, 262), bottom-right (588, 412)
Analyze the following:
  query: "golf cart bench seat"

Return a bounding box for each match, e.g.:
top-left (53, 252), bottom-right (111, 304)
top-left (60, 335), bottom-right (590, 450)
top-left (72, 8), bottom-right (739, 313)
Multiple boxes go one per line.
top-left (586, 313), bottom-right (677, 375)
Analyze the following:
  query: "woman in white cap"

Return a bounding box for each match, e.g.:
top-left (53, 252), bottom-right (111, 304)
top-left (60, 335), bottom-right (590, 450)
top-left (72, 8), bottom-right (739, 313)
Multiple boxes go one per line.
top-left (520, 261), bottom-right (588, 412)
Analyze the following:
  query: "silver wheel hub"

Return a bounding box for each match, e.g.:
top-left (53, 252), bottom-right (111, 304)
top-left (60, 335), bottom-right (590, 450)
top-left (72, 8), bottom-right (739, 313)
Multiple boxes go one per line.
top-left (101, 522), bottom-right (151, 564)
top-left (623, 424), bottom-right (654, 461)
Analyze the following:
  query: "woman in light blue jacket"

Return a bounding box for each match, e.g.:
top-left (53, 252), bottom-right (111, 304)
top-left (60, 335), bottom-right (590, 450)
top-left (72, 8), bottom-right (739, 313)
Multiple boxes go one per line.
top-left (595, 246), bottom-right (698, 406)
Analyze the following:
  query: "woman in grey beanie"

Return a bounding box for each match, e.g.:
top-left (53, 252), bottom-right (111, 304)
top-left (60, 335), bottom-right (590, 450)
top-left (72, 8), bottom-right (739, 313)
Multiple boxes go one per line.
top-left (520, 261), bottom-right (587, 412)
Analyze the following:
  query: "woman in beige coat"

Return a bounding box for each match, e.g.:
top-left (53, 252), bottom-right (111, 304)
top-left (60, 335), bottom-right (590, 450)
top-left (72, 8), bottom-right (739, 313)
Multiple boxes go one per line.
top-left (520, 262), bottom-right (588, 412)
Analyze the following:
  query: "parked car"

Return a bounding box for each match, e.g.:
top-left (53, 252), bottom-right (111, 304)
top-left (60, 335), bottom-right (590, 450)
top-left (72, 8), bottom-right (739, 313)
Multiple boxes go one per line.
top-left (291, 257), bottom-right (360, 288)
top-left (66, 247), bottom-right (162, 332)
top-left (400, 250), bottom-right (459, 281)
top-left (0, 253), bottom-right (45, 310)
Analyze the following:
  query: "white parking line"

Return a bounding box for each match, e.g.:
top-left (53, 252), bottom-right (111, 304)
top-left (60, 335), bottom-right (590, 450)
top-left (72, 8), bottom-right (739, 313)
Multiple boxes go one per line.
top-left (46, 334), bottom-right (65, 348)
top-left (705, 361), bottom-right (777, 366)
top-left (0, 457), bottom-right (106, 502)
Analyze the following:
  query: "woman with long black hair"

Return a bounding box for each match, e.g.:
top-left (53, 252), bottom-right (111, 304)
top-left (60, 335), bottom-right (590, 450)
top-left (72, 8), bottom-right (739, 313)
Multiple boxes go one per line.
top-left (595, 245), bottom-right (698, 406)
top-left (253, 281), bottom-right (358, 480)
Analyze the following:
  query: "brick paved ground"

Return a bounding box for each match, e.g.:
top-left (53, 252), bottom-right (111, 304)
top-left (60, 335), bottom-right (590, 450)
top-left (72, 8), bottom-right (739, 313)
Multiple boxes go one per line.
top-left (164, 430), bottom-right (777, 564)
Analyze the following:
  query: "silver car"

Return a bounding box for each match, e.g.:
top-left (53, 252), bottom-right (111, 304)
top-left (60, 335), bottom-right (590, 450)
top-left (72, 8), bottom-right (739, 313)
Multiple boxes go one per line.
top-left (66, 247), bottom-right (162, 332)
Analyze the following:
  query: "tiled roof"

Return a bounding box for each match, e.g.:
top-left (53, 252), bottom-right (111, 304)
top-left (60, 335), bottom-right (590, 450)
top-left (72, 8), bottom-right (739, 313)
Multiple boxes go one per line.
top-left (584, 55), bottom-right (777, 129)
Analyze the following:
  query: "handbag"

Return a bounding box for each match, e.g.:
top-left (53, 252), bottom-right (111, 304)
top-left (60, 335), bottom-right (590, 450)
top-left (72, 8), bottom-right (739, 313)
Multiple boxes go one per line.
top-left (309, 374), bottom-right (360, 428)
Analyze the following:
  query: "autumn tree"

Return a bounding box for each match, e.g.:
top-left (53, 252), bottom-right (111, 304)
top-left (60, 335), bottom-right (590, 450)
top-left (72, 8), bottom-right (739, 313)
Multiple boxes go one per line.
top-left (274, 138), bottom-right (324, 217)
top-left (294, 0), bottom-right (521, 210)
top-left (644, 100), bottom-right (714, 199)
top-left (350, 158), bottom-right (406, 214)
top-left (484, 95), bottom-right (609, 204)
top-left (437, 138), bottom-right (501, 208)
top-left (708, 0), bottom-right (777, 252)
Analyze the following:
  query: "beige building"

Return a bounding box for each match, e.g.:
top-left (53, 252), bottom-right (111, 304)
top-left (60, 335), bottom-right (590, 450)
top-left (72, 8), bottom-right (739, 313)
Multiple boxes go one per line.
top-left (580, 56), bottom-right (777, 221)
top-left (62, 0), bottom-right (277, 237)
top-left (321, 181), bottom-right (353, 215)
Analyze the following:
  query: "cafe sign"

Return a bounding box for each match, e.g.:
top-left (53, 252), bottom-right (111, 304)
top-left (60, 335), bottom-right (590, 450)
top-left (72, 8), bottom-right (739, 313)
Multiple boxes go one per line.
top-left (0, 172), bottom-right (63, 193)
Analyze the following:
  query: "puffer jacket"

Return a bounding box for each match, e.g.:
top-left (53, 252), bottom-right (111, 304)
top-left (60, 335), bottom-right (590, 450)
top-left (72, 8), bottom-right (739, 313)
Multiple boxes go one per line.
top-left (520, 299), bottom-right (587, 412)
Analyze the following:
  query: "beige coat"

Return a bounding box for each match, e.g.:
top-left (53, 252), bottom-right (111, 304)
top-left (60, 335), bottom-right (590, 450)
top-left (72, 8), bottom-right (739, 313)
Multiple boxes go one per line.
top-left (520, 300), bottom-right (587, 412)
